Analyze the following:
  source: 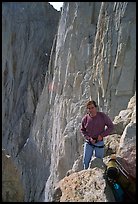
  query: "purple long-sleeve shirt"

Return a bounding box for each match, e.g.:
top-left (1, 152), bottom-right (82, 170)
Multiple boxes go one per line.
top-left (80, 112), bottom-right (114, 140)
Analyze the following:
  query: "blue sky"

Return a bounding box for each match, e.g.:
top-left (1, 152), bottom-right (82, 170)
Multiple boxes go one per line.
top-left (49, 2), bottom-right (63, 11)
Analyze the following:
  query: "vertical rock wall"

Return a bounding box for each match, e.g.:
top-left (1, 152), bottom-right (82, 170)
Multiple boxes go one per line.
top-left (2, 2), bottom-right (60, 201)
top-left (2, 2), bottom-right (60, 155)
top-left (43, 2), bottom-right (136, 201)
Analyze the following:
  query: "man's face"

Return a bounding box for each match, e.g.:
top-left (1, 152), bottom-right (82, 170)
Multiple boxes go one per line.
top-left (87, 104), bottom-right (97, 116)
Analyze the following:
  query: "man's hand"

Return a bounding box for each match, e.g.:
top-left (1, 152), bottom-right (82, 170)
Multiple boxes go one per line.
top-left (89, 138), bottom-right (96, 144)
top-left (98, 135), bottom-right (103, 141)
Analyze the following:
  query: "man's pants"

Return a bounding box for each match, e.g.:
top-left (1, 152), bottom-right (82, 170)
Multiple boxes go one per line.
top-left (83, 141), bottom-right (104, 169)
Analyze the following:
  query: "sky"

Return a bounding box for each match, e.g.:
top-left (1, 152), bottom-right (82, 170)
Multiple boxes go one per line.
top-left (49, 2), bottom-right (63, 11)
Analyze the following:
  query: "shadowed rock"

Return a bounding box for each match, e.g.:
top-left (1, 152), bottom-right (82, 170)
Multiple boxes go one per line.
top-left (2, 149), bottom-right (24, 202)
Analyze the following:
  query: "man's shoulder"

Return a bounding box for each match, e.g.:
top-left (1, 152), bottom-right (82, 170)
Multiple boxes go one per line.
top-left (98, 112), bottom-right (112, 121)
top-left (97, 111), bottom-right (107, 118)
top-left (98, 111), bottom-right (105, 115)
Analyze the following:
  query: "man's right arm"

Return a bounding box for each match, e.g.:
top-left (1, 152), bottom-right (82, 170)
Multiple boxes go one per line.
top-left (80, 117), bottom-right (90, 140)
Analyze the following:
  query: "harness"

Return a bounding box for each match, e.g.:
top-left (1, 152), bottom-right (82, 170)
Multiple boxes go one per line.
top-left (86, 139), bottom-right (104, 148)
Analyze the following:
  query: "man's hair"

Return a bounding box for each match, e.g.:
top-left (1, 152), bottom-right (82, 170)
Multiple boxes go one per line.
top-left (86, 100), bottom-right (97, 108)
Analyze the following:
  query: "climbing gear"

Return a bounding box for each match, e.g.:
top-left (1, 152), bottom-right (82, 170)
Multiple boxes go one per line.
top-left (105, 156), bottom-right (136, 202)
top-left (106, 157), bottom-right (119, 179)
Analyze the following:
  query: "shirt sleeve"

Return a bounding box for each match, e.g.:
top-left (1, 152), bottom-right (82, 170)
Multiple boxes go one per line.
top-left (80, 116), bottom-right (90, 140)
top-left (100, 113), bottom-right (114, 137)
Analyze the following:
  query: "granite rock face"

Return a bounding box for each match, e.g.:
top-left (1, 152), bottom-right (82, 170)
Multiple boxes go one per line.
top-left (2, 2), bottom-right (136, 202)
top-left (116, 94), bottom-right (136, 178)
top-left (44, 2), bottom-right (136, 201)
top-left (2, 2), bottom-right (60, 154)
top-left (53, 168), bottom-right (115, 202)
top-left (2, 2), bottom-right (60, 202)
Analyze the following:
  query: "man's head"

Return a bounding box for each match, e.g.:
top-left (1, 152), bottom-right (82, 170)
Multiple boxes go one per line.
top-left (86, 100), bottom-right (97, 108)
top-left (86, 100), bottom-right (97, 117)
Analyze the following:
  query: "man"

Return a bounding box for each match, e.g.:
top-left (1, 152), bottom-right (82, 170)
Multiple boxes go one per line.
top-left (80, 100), bottom-right (114, 169)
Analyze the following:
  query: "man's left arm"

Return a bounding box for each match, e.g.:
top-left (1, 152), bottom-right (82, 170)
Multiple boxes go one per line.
top-left (98, 114), bottom-right (114, 140)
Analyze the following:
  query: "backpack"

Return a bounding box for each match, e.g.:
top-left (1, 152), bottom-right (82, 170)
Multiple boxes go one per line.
top-left (105, 157), bottom-right (136, 202)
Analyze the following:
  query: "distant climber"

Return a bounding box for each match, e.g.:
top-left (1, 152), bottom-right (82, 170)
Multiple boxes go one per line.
top-left (80, 100), bottom-right (114, 169)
